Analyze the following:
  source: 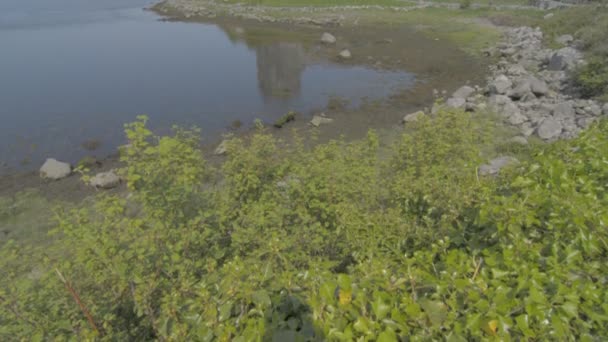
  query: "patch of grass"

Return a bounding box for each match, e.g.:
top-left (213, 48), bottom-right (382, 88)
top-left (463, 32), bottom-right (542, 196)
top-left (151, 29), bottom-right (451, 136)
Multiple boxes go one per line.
top-left (0, 190), bottom-right (57, 246)
top-left (222, 0), bottom-right (413, 7)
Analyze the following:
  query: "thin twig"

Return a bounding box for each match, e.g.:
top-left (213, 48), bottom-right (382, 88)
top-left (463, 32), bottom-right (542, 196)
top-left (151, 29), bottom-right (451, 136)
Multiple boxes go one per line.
top-left (471, 257), bottom-right (483, 281)
top-left (55, 269), bottom-right (102, 336)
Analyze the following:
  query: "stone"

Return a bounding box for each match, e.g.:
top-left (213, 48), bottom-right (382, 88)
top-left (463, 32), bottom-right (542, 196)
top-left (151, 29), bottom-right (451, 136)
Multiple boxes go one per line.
top-left (321, 32), bottom-right (336, 44)
top-left (548, 47), bottom-right (583, 71)
top-left (508, 80), bottom-right (531, 100)
top-left (528, 76), bottom-right (549, 96)
top-left (310, 115), bottom-right (334, 127)
top-left (544, 13), bottom-right (554, 20)
top-left (506, 64), bottom-right (527, 77)
top-left (446, 97), bottom-right (466, 109)
top-left (509, 136), bottom-right (529, 145)
top-left (40, 158), bottom-right (71, 180)
top-left (504, 102), bottom-right (527, 125)
top-left (402, 110), bottom-right (425, 123)
top-left (577, 116), bottom-right (597, 128)
top-left (553, 102), bottom-right (575, 119)
top-left (555, 34), bottom-right (574, 46)
top-left (588, 103), bottom-right (602, 116)
top-left (338, 49), bottom-right (352, 59)
top-left (490, 75), bottom-right (512, 95)
top-left (603, 103), bottom-right (608, 115)
top-left (479, 156), bottom-right (519, 176)
top-left (537, 118), bottom-right (563, 140)
top-left (214, 140), bottom-right (228, 155)
top-left (90, 171), bottom-right (121, 189)
top-left (452, 85), bottom-right (475, 99)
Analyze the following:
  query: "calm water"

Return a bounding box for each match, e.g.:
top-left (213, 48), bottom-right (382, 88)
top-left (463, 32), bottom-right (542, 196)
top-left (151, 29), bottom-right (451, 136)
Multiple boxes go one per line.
top-left (0, 0), bottom-right (415, 172)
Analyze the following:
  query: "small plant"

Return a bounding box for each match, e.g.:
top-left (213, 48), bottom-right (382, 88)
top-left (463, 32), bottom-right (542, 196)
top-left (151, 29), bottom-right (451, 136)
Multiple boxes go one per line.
top-left (273, 111), bottom-right (297, 128)
top-left (460, 0), bottom-right (472, 10)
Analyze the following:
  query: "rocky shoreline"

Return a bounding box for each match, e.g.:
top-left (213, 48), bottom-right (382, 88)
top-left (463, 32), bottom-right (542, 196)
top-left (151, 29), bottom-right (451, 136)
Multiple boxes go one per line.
top-left (427, 26), bottom-right (607, 142)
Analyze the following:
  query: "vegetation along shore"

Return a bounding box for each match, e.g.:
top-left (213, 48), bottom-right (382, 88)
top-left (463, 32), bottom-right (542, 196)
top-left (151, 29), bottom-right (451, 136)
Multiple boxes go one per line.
top-left (2, 0), bottom-right (608, 340)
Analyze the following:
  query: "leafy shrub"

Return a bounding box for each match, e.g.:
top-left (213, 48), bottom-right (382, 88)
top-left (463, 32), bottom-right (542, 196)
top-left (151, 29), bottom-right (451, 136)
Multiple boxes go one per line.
top-left (1, 111), bottom-right (608, 340)
top-left (575, 57), bottom-right (608, 99)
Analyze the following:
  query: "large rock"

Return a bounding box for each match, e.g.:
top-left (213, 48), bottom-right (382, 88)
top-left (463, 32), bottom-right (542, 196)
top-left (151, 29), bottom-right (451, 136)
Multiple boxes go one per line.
top-left (338, 49), bottom-right (352, 59)
top-left (555, 34), bottom-right (574, 46)
top-left (214, 140), bottom-right (228, 155)
top-left (40, 158), bottom-right (71, 180)
top-left (321, 32), bottom-right (336, 44)
top-left (490, 75), bottom-right (512, 95)
top-left (479, 156), bottom-right (519, 176)
top-left (90, 171), bottom-right (120, 189)
top-left (529, 76), bottom-right (549, 96)
top-left (548, 47), bottom-right (583, 71)
top-left (446, 97), bottom-right (466, 109)
top-left (402, 110), bottom-right (425, 123)
top-left (553, 102), bottom-right (575, 119)
top-left (504, 102), bottom-right (527, 125)
top-left (508, 80), bottom-right (532, 100)
top-left (310, 115), bottom-right (334, 127)
top-left (603, 103), bottom-right (608, 115)
top-left (452, 85), bottom-right (475, 99)
top-left (537, 118), bottom-right (563, 140)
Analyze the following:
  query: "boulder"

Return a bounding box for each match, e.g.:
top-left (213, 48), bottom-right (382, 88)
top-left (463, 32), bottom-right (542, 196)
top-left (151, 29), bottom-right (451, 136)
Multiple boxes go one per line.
top-left (547, 47), bottom-right (583, 71)
top-left (321, 32), bottom-right (336, 44)
top-left (402, 110), bottom-right (425, 123)
top-left (338, 49), bottom-right (352, 59)
top-left (553, 102), bottom-right (575, 119)
top-left (508, 80), bottom-right (532, 100)
top-left (588, 103), bottom-right (602, 116)
top-left (446, 97), bottom-right (466, 109)
top-left (603, 103), bottom-right (608, 115)
top-left (214, 140), bottom-right (228, 155)
top-left (555, 34), bottom-right (574, 46)
top-left (537, 118), bottom-right (563, 140)
top-left (479, 156), bottom-right (519, 176)
top-left (490, 75), bottom-right (512, 95)
top-left (452, 85), bottom-right (475, 99)
top-left (544, 13), bottom-right (554, 20)
top-left (529, 76), bottom-right (549, 96)
top-left (90, 171), bottom-right (120, 189)
top-left (310, 115), bottom-right (334, 127)
top-left (40, 158), bottom-right (71, 180)
top-left (504, 102), bottom-right (527, 125)
top-left (509, 136), bottom-right (529, 145)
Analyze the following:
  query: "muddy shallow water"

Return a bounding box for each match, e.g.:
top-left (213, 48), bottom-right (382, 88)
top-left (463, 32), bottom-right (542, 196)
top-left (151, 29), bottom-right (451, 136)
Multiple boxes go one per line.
top-left (0, 0), bottom-right (485, 177)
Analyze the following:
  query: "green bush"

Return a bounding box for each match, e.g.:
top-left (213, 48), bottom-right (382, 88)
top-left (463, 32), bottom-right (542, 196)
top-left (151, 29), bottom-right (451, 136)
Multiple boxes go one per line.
top-left (576, 57), bottom-right (608, 99)
top-left (1, 110), bottom-right (608, 340)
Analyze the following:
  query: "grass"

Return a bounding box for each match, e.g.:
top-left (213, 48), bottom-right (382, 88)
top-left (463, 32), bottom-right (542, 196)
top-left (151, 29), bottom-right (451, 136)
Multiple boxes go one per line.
top-left (222, 0), bottom-right (415, 7)
top-left (0, 190), bottom-right (58, 247)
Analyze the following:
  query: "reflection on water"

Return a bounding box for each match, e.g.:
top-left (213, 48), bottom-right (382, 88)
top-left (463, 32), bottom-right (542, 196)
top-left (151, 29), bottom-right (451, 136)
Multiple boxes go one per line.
top-left (0, 0), bottom-right (415, 173)
top-left (256, 43), bottom-right (305, 101)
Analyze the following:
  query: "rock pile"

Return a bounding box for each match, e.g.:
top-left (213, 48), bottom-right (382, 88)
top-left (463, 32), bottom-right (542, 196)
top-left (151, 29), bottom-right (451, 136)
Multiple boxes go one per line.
top-left (442, 26), bottom-right (606, 141)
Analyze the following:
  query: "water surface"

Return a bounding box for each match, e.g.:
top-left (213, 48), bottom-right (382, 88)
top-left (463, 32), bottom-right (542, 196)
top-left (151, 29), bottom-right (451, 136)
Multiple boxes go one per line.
top-left (0, 0), bottom-right (416, 172)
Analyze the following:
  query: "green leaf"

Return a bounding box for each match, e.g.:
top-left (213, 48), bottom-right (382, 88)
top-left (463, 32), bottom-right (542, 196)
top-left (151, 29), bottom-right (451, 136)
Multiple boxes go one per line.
top-left (252, 290), bottom-right (272, 308)
top-left (218, 302), bottom-right (233, 322)
top-left (420, 299), bottom-right (447, 327)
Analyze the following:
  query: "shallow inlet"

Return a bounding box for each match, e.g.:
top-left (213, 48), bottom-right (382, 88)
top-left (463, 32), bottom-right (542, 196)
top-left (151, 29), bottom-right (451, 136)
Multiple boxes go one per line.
top-left (0, 0), bottom-right (482, 173)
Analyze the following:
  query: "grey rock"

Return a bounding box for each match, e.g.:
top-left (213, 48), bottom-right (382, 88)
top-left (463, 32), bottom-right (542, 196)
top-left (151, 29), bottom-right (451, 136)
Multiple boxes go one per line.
top-left (338, 49), bottom-right (352, 59)
top-left (452, 85), bottom-right (475, 99)
top-left (90, 171), bottom-right (120, 189)
top-left (310, 115), bottom-right (334, 127)
top-left (446, 97), bottom-right (466, 109)
top-left (509, 136), bottom-right (529, 145)
top-left (537, 118), bottom-right (563, 140)
top-left (508, 80), bottom-right (531, 100)
top-left (321, 32), bottom-right (336, 44)
top-left (548, 47), bottom-right (583, 71)
top-left (490, 75), bottom-right (512, 95)
top-left (588, 103), bottom-right (602, 116)
top-left (529, 76), bottom-right (549, 96)
top-left (577, 116), bottom-right (597, 128)
top-left (214, 140), bottom-right (228, 155)
top-left (520, 122), bottom-right (535, 137)
top-left (555, 34), bottom-right (574, 45)
top-left (604, 103), bottom-right (608, 115)
top-left (40, 158), bottom-right (71, 180)
top-left (504, 102), bottom-right (527, 125)
top-left (479, 156), bottom-right (519, 176)
top-left (553, 102), bottom-right (575, 119)
top-left (506, 64), bottom-right (527, 77)
top-left (402, 110), bottom-right (425, 123)
top-left (544, 13), bottom-right (554, 20)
